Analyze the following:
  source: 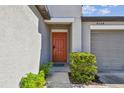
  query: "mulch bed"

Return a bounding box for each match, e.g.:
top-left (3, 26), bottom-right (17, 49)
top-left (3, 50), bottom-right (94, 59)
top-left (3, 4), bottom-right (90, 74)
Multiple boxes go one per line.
top-left (68, 72), bottom-right (103, 85)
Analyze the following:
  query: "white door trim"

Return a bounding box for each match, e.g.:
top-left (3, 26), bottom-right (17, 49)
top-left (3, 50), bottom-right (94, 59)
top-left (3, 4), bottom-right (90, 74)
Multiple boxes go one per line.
top-left (90, 25), bottom-right (124, 30)
top-left (51, 29), bottom-right (68, 32)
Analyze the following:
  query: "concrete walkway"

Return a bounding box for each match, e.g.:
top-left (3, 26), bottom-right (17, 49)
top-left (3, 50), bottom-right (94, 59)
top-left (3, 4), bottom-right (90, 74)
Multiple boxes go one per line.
top-left (46, 65), bottom-right (72, 88)
top-left (46, 72), bottom-right (72, 88)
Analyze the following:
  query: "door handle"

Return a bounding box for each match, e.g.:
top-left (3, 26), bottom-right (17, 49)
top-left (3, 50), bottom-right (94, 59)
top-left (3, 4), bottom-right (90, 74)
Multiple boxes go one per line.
top-left (53, 45), bottom-right (55, 49)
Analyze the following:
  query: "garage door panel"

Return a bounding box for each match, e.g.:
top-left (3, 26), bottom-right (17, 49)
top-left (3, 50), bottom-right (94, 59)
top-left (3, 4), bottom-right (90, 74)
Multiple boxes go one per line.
top-left (91, 30), bottom-right (124, 72)
top-left (92, 40), bottom-right (124, 49)
top-left (97, 57), bottom-right (124, 72)
top-left (92, 50), bottom-right (124, 58)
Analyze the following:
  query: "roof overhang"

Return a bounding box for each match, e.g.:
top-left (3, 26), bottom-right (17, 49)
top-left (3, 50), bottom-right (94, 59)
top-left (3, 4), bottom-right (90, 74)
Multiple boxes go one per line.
top-left (44, 18), bottom-right (74, 24)
top-left (82, 16), bottom-right (124, 22)
top-left (35, 5), bottom-right (50, 20)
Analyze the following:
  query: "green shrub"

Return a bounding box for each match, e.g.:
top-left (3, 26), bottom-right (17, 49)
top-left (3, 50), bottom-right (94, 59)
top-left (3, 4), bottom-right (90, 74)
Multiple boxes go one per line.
top-left (40, 62), bottom-right (53, 75)
top-left (70, 52), bottom-right (97, 84)
top-left (20, 70), bottom-right (46, 88)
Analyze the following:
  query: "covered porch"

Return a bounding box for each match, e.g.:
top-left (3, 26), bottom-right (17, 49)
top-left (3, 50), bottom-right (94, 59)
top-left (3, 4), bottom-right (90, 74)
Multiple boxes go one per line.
top-left (45, 18), bottom-right (82, 65)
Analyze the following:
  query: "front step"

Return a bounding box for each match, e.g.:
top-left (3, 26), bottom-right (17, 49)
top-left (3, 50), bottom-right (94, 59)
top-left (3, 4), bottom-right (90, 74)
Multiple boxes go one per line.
top-left (50, 65), bottom-right (70, 72)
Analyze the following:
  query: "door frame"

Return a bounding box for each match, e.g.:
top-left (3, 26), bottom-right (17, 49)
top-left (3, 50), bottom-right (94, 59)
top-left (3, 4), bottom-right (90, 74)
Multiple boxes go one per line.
top-left (50, 28), bottom-right (69, 64)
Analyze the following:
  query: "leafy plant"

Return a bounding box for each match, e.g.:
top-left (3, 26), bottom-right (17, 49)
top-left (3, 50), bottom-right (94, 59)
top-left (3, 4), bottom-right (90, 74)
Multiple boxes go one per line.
top-left (20, 70), bottom-right (46, 88)
top-left (40, 62), bottom-right (53, 75)
top-left (70, 52), bottom-right (97, 84)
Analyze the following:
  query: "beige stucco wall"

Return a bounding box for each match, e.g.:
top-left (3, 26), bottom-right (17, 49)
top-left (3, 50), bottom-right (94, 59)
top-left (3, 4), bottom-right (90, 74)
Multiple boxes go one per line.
top-left (0, 6), bottom-right (41, 88)
top-left (82, 21), bottom-right (124, 52)
top-left (72, 17), bottom-right (82, 52)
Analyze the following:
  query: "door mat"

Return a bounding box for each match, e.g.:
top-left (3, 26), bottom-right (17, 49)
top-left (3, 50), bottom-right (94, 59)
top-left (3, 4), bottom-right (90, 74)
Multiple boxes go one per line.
top-left (53, 64), bottom-right (65, 67)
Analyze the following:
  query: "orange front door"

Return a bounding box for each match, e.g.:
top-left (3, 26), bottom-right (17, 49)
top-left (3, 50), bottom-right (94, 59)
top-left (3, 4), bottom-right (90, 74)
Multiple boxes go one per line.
top-left (52, 32), bottom-right (67, 63)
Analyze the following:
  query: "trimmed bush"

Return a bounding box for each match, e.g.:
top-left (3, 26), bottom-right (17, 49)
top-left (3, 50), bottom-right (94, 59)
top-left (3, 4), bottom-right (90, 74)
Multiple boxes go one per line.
top-left (70, 52), bottom-right (97, 84)
top-left (20, 70), bottom-right (46, 88)
top-left (20, 62), bottom-right (53, 88)
top-left (40, 62), bottom-right (53, 75)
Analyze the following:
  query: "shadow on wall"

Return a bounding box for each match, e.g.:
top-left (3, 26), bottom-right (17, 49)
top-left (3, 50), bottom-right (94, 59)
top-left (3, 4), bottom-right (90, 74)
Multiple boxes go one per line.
top-left (38, 20), bottom-right (50, 65)
top-left (29, 5), bottom-right (50, 67)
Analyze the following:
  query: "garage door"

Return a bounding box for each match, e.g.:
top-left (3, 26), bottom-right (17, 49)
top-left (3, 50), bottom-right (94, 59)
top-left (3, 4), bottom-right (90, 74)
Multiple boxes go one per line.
top-left (91, 30), bottom-right (124, 72)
